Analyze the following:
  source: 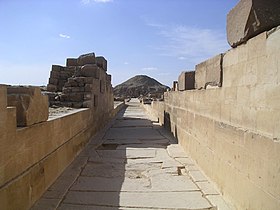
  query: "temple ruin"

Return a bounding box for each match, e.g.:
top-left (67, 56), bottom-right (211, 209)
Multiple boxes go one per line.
top-left (0, 0), bottom-right (280, 209)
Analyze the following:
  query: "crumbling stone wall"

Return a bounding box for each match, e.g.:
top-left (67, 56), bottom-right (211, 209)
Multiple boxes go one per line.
top-left (46, 53), bottom-right (113, 109)
top-left (0, 52), bottom-right (117, 210)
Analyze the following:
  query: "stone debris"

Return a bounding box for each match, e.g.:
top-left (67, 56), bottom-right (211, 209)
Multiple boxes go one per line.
top-left (31, 98), bottom-right (234, 210)
top-left (46, 52), bottom-right (113, 108)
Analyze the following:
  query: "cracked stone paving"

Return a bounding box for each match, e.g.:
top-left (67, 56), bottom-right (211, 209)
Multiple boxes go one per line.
top-left (31, 98), bottom-right (234, 210)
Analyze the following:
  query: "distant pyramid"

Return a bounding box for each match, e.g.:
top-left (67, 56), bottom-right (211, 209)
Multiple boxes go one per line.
top-left (113, 75), bottom-right (169, 98)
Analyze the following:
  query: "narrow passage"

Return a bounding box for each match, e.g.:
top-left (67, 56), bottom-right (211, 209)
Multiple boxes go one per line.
top-left (32, 98), bottom-right (233, 210)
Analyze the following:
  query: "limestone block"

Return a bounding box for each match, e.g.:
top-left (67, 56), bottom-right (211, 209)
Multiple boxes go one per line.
top-left (7, 86), bottom-right (49, 127)
top-left (80, 64), bottom-right (100, 78)
top-left (48, 78), bottom-right (58, 85)
top-left (96, 56), bottom-right (107, 71)
top-left (77, 53), bottom-right (96, 66)
top-left (195, 54), bottom-right (223, 89)
top-left (227, 0), bottom-right (280, 47)
top-left (66, 58), bottom-right (78, 67)
top-left (178, 71), bottom-right (195, 91)
top-left (51, 65), bottom-right (63, 72)
top-left (85, 84), bottom-right (93, 92)
top-left (68, 93), bottom-right (84, 102)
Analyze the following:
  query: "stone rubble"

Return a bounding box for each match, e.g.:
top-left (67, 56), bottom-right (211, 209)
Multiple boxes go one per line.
top-left (46, 52), bottom-right (113, 108)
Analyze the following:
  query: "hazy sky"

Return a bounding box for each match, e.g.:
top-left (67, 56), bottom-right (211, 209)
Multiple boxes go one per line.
top-left (0, 0), bottom-right (238, 87)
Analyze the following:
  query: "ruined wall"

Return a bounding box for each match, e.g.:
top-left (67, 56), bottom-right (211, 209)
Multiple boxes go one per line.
top-left (47, 53), bottom-right (113, 111)
top-left (0, 53), bottom-right (120, 210)
top-left (144, 28), bottom-right (280, 210)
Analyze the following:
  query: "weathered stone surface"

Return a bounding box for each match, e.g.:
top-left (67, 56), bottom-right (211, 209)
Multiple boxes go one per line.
top-left (227, 0), bottom-right (280, 47)
top-left (106, 74), bottom-right (111, 83)
top-left (178, 71), bottom-right (195, 91)
top-left (66, 58), bottom-right (78, 67)
top-left (96, 56), bottom-right (107, 71)
top-left (63, 191), bottom-right (213, 209)
top-left (196, 181), bottom-right (219, 195)
top-left (47, 84), bottom-right (57, 92)
top-left (52, 65), bottom-right (63, 72)
top-left (103, 127), bottom-right (162, 140)
top-left (77, 53), bottom-right (96, 66)
top-left (7, 86), bottom-right (49, 126)
top-left (195, 54), bottom-right (222, 89)
top-left (80, 64), bottom-right (100, 78)
top-left (167, 144), bottom-right (188, 158)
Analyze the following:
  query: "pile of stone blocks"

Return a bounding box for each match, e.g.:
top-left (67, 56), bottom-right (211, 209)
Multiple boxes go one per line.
top-left (46, 52), bottom-right (112, 109)
top-left (47, 65), bottom-right (75, 92)
top-left (7, 86), bottom-right (49, 127)
top-left (178, 71), bottom-right (195, 91)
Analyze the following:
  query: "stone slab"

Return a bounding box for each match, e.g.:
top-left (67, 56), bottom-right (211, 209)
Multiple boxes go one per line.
top-left (71, 176), bottom-right (150, 191)
top-left (77, 53), bottom-right (96, 66)
top-left (66, 58), bottom-right (78, 67)
top-left (96, 56), bottom-right (107, 71)
top-left (196, 181), bottom-right (219, 195)
top-left (150, 173), bottom-right (199, 192)
top-left (206, 195), bottom-right (234, 210)
top-left (167, 144), bottom-right (189, 158)
top-left (103, 127), bottom-right (162, 140)
top-left (58, 204), bottom-right (174, 210)
top-left (80, 64), bottom-right (100, 78)
top-left (227, 0), bottom-right (280, 47)
top-left (81, 162), bottom-right (125, 178)
top-left (88, 157), bottom-right (126, 164)
top-left (64, 191), bottom-right (213, 209)
top-left (96, 149), bottom-right (156, 159)
top-left (7, 86), bottom-right (49, 126)
top-left (189, 171), bottom-right (208, 182)
top-left (112, 119), bottom-right (152, 128)
top-left (103, 139), bottom-right (142, 145)
top-left (195, 54), bottom-right (222, 89)
top-left (116, 144), bottom-right (166, 150)
top-left (175, 157), bottom-right (196, 166)
top-left (178, 71), bottom-right (195, 91)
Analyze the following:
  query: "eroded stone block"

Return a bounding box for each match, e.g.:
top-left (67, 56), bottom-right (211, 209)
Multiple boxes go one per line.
top-left (227, 0), bottom-right (280, 47)
top-left (106, 74), bottom-right (112, 83)
top-left (80, 64), bottom-right (100, 78)
top-left (7, 86), bottom-right (49, 127)
top-left (195, 54), bottom-right (222, 89)
top-left (77, 53), bottom-right (96, 66)
top-left (66, 58), bottom-right (78, 67)
top-left (96, 56), bottom-right (107, 71)
top-left (178, 71), bottom-right (195, 91)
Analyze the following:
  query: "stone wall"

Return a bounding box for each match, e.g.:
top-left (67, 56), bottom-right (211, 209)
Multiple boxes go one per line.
top-left (0, 53), bottom-right (119, 209)
top-left (143, 28), bottom-right (280, 210)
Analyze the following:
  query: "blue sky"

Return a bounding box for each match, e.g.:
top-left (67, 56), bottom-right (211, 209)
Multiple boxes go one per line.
top-left (0, 0), bottom-right (238, 87)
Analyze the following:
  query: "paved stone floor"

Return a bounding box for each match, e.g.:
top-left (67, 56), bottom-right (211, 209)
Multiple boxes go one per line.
top-left (32, 98), bottom-right (234, 210)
